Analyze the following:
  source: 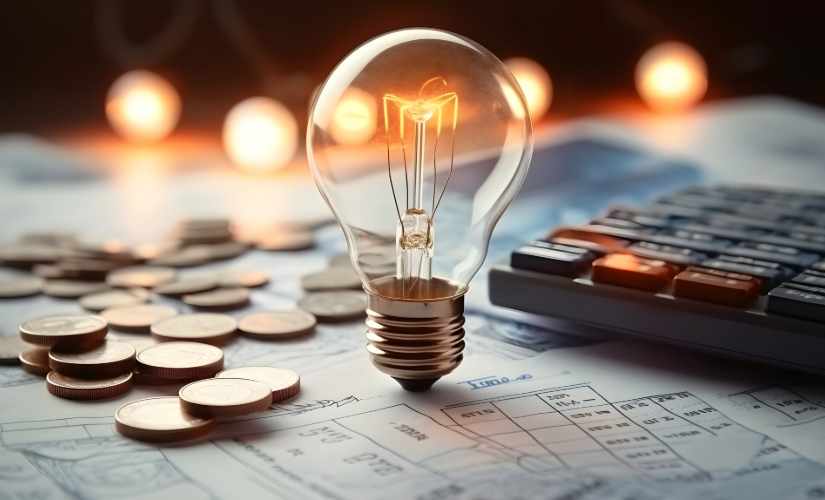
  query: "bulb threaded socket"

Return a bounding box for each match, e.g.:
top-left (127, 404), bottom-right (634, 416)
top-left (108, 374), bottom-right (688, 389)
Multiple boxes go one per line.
top-left (365, 289), bottom-right (465, 391)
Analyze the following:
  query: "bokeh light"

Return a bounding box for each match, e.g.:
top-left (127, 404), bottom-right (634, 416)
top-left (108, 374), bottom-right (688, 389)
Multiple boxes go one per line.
top-left (105, 70), bottom-right (181, 144)
top-left (223, 97), bottom-right (298, 173)
top-left (504, 57), bottom-right (552, 121)
top-left (329, 87), bottom-right (377, 146)
top-left (635, 42), bottom-right (707, 113)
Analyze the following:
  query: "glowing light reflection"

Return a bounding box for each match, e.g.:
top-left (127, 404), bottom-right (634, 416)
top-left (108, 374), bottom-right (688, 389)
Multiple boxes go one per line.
top-left (223, 97), bottom-right (298, 173)
top-left (106, 71), bottom-right (181, 144)
top-left (504, 57), bottom-right (552, 121)
top-left (636, 42), bottom-right (707, 113)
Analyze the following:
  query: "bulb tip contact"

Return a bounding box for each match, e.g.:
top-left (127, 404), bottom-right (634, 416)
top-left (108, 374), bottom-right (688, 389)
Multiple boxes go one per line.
top-left (392, 377), bottom-right (439, 392)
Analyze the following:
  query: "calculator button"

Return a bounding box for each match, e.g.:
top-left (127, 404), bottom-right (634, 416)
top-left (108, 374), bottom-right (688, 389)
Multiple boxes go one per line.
top-left (591, 254), bottom-right (679, 292)
top-left (547, 228), bottom-right (631, 255)
top-left (766, 284), bottom-right (825, 323)
top-left (790, 270), bottom-right (825, 288)
top-left (812, 261), bottom-right (825, 272)
top-left (701, 258), bottom-right (789, 292)
top-left (675, 221), bottom-right (765, 241)
top-left (606, 209), bottom-right (674, 229)
top-left (754, 232), bottom-right (825, 254)
top-left (650, 229), bottom-right (734, 254)
top-left (672, 267), bottom-right (761, 307)
top-left (511, 244), bottom-right (594, 278)
top-left (724, 242), bottom-right (821, 270)
top-left (629, 242), bottom-right (707, 266)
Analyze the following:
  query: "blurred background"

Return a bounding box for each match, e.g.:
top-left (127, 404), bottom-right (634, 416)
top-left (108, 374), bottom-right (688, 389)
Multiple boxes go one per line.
top-left (1, 0), bottom-right (823, 142)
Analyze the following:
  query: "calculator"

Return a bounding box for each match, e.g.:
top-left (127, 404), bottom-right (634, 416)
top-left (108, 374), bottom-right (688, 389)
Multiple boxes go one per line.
top-left (489, 185), bottom-right (825, 375)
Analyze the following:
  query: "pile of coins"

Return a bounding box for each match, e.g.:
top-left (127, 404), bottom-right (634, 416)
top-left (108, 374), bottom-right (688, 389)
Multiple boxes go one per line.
top-left (0, 219), bottom-right (383, 443)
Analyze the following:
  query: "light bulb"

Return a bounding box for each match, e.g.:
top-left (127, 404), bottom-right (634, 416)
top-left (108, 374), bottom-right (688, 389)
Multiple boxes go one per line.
top-left (635, 42), bottom-right (707, 113)
top-left (308, 28), bottom-right (533, 391)
top-left (106, 70), bottom-right (181, 144)
top-left (223, 97), bottom-right (298, 173)
top-left (504, 57), bottom-right (552, 121)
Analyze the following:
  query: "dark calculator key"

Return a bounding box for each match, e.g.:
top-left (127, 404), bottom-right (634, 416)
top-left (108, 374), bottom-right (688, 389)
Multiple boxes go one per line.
top-left (724, 242), bottom-right (821, 270)
top-left (755, 231), bottom-right (825, 254)
top-left (590, 218), bottom-right (647, 231)
top-left (629, 242), bottom-right (707, 266)
top-left (650, 229), bottom-right (734, 254)
top-left (591, 254), bottom-right (679, 292)
top-left (791, 270), bottom-right (825, 288)
top-left (511, 245), bottom-right (593, 278)
top-left (645, 203), bottom-right (708, 219)
top-left (702, 257), bottom-right (790, 293)
top-left (673, 267), bottom-right (761, 307)
top-left (606, 209), bottom-right (674, 229)
top-left (766, 283), bottom-right (825, 323)
top-left (812, 261), bottom-right (825, 272)
top-left (708, 213), bottom-right (803, 232)
top-left (547, 228), bottom-right (632, 255)
top-left (659, 194), bottom-right (741, 211)
top-left (675, 220), bottom-right (765, 241)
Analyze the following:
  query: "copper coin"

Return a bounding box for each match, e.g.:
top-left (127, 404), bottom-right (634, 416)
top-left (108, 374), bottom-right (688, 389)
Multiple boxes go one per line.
top-left (153, 277), bottom-right (218, 297)
top-left (150, 314), bottom-right (237, 346)
top-left (237, 310), bottom-right (316, 340)
top-left (32, 264), bottom-right (68, 279)
top-left (182, 288), bottom-right (250, 311)
top-left (107, 334), bottom-right (159, 354)
top-left (148, 247), bottom-right (212, 267)
top-left (19, 315), bottom-right (108, 347)
top-left (219, 269), bottom-right (269, 288)
top-left (297, 290), bottom-right (368, 323)
top-left (179, 378), bottom-right (272, 418)
top-left (19, 347), bottom-right (51, 376)
top-left (57, 259), bottom-right (121, 280)
top-left (255, 231), bottom-right (315, 251)
top-left (42, 280), bottom-right (112, 298)
top-left (100, 304), bottom-right (179, 333)
top-left (193, 242), bottom-right (248, 261)
top-left (49, 340), bottom-right (136, 378)
top-left (0, 336), bottom-right (30, 365)
top-left (136, 341), bottom-right (224, 379)
top-left (115, 396), bottom-right (216, 443)
top-left (79, 289), bottom-right (149, 312)
top-left (0, 276), bottom-right (43, 298)
top-left (132, 367), bottom-right (202, 386)
top-left (63, 240), bottom-right (134, 261)
top-left (47, 371), bottom-right (133, 400)
top-left (106, 265), bottom-right (177, 288)
top-left (216, 367), bottom-right (300, 402)
top-left (300, 266), bottom-right (362, 291)
top-left (0, 245), bottom-right (62, 267)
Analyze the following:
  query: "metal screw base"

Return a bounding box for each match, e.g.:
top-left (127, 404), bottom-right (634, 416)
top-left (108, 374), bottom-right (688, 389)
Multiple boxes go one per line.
top-left (365, 278), bottom-right (466, 392)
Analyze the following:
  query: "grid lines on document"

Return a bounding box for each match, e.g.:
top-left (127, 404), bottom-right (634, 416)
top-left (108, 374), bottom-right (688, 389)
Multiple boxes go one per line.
top-left (442, 385), bottom-right (814, 482)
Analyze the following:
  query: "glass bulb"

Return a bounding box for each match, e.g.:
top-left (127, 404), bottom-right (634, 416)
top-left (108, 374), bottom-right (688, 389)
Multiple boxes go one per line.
top-left (308, 28), bottom-right (533, 301)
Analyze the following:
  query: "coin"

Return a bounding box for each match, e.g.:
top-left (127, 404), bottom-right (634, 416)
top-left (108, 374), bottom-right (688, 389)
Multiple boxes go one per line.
top-left (106, 265), bottom-right (177, 288)
top-left (46, 371), bottom-right (133, 400)
top-left (32, 264), bottom-right (68, 279)
top-left (107, 333), bottom-right (158, 354)
top-left (79, 289), bottom-right (148, 312)
top-left (153, 277), bottom-right (218, 297)
top-left (193, 242), bottom-right (248, 261)
top-left (100, 304), bottom-right (178, 333)
top-left (179, 378), bottom-right (273, 418)
top-left (136, 341), bottom-right (224, 379)
top-left (63, 240), bottom-right (134, 261)
top-left (0, 276), bottom-right (42, 298)
top-left (297, 290), bottom-right (368, 322)
top-left (219, 269), bottom-right (268, 288)
top-left (19, 347), bottom-right (52, 376)
top-left (0, 336), bottom-right (30, 365)
top-left (300, 266), bottom-right (362, 291)
top-left (182, 288), bottom-right (250, 311)
top-left (255, 231), bottom-right (314, 251)
top-left (148, 246), bottom-right (212, 267)
top-left (115, 396), bottom-right (216, 442)
top-left (150, 314), bottom-right (238, 346)
top-left (42, 280), bottom-right (112, 298)
top-left (19, 315), bottom-right (108, 347)
top-left (216, 367), bottom-right (300, 402)
top-left (49, 340), bottom-right (136, 378)
top-left (132, 367), bottom-right (201, 386)
top-left (0, 245), bottom-right (62, 267)
top-left (237, 310), bottom-right (316, 340)
top-left (57, 259), bottom-right (121, 280)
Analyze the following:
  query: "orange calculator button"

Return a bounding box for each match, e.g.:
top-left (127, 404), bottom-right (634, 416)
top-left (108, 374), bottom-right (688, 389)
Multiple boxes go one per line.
top-left (591, 254), bottom-right (679, 292)
top-left (673, 266), bottom-right (762, 307)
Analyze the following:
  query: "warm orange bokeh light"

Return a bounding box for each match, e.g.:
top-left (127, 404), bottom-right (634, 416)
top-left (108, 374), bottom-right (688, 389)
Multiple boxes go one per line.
top-left (223, 97), bottom-right (298, 173)
top-left (504, 57), bottom-right (552, 121)
top-left (330, 87), bottom-right (377, 146)
top-left (106, 70), bottom-right (181, 144)
top-left (635, 42), bottom-right (707, 113)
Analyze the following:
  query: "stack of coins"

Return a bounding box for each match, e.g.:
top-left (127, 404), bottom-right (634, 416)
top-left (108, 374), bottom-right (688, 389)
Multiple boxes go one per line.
top-left (17, 315), bottom-right (136, 400)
